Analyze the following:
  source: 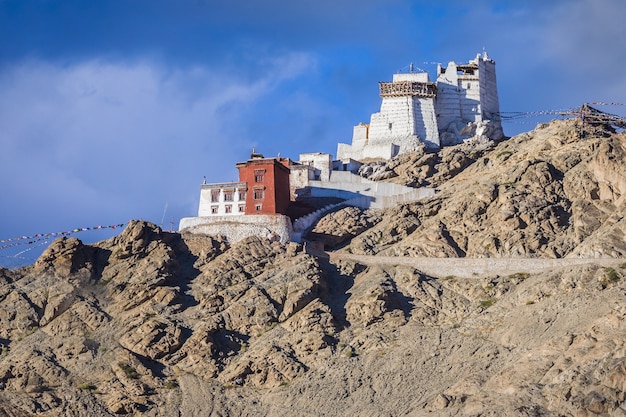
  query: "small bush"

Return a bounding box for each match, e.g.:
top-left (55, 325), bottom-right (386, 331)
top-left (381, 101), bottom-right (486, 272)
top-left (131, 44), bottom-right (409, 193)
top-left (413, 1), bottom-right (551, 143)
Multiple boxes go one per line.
top-left (97, 278), bottom-right (111, 286)
top-left (509, 272), bottom-right (530, 280)
top-left (497, 150), bottom-right (512, 159)
top-left (479, 298), bottom-right (496, 308)
top-left (77, 382), bottom-right (97, 391)
top-left (164, 380), bottom-right (178, 389)
top-left (600, 267), bottom-right (620, 288)
top-left (443, 275), bottom-right (457, 283)
top-left (525, 300), bottom-right (535, 305)
top-left (619, 262), bottom-right (626, 269)
top-left (118, 363), bottom-right (139, 379)
top-left (604, 267), bottom-right (619, 282)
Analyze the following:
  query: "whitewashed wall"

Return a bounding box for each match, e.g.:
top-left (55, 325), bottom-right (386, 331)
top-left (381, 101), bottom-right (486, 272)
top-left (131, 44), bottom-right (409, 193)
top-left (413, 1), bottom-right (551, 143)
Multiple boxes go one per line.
top-left (179, 214), bottom-right (294, 244)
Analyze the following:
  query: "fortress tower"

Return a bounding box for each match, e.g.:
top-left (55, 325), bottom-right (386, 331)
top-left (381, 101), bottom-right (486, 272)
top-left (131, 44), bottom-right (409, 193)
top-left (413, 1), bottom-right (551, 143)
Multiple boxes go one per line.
top-left (337, 52), bottom-right (503, 161)
top-left (435, 51), bottom-right (501, 145)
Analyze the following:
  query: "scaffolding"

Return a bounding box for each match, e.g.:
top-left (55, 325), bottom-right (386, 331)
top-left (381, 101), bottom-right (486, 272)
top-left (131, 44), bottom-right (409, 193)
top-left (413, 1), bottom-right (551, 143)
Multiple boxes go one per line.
top-left (379, 81), bottom-right (437, 98)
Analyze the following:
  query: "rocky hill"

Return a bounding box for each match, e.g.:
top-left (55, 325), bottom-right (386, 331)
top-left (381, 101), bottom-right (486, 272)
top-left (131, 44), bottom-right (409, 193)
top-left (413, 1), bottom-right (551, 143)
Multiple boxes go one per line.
top-left (0, 118), bottom-right (625, 416)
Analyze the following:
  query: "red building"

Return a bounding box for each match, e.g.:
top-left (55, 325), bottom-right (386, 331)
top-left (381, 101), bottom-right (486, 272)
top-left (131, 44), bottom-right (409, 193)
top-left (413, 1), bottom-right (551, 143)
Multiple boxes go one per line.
top-left (236, 152), bottom-right (291, 215)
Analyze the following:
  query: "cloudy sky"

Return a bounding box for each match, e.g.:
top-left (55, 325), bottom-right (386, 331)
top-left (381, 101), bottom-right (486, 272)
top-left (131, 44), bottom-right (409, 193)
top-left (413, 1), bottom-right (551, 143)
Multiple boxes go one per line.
top-left (1, 0), bottom-right (625, 267)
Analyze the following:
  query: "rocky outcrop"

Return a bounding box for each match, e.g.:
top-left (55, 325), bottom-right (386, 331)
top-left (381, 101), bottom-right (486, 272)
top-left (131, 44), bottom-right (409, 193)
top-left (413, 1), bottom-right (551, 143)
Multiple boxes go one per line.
top-left (344, 119), bottom-right (626, 259)
top-left (306, 206), bottom-right (381, 249)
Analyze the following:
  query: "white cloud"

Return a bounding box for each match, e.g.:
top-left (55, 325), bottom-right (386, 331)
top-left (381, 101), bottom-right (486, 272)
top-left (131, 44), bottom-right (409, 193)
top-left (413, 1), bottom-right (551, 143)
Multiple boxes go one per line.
top-left (0, 53), bottom-right (315, 239)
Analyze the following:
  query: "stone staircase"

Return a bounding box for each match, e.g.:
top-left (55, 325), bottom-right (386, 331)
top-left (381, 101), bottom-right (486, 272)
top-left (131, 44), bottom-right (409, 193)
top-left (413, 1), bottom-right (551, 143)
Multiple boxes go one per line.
top-left (291, 197), bottom-right (362, 243)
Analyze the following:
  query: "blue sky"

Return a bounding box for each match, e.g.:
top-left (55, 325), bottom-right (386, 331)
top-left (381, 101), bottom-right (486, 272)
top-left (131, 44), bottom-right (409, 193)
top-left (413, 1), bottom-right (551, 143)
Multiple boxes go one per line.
top-left (1, 0), bottom-right (626, 267)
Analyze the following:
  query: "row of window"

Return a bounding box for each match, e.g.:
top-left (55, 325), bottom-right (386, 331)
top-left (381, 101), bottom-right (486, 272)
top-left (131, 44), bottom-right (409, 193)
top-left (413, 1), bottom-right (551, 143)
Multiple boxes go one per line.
top-left (210, 204), bottom-right (263, 214)
top-left (210, 189), bottom-right (247, 203)
top-left (210, 189), bottom-right (265, 203)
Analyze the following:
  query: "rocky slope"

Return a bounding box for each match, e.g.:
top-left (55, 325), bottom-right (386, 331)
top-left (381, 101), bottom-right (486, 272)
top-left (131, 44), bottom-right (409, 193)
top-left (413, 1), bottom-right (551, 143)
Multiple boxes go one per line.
top-left (0, 119), bottom-right (625, 416)
top-left (327, 119), bottom-right (626, 259)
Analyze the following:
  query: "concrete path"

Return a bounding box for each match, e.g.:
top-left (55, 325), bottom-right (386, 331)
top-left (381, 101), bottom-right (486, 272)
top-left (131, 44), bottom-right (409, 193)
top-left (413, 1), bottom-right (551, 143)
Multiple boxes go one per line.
top-left (325, 252), bottom-right (626, 278)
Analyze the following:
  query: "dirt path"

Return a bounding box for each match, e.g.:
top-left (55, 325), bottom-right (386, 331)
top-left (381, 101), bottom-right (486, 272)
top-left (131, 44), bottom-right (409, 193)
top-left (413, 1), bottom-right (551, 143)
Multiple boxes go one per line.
top-left (325, 252), bottom-right (626, 278)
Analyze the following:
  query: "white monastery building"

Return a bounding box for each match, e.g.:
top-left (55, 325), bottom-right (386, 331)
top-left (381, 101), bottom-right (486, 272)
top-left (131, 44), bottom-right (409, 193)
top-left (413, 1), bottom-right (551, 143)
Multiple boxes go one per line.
top-left (337, 52), bottom-right (503, 161)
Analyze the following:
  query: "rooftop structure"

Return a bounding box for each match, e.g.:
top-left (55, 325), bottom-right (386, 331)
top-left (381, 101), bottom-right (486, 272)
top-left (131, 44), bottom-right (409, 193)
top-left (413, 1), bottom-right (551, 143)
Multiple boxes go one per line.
top-left (337, 52), bottom-right (503, 161)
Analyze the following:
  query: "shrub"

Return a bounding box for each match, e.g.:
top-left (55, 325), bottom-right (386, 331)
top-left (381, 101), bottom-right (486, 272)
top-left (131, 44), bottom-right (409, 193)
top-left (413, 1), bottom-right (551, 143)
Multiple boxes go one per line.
top-left (164, 380), bottom-right (178, 389)
top-left (479, 298), bottom-right (496, 308)
top-left (600, 267), bottom-right (620, 288)
top-left (118, 363), bottom-right (139, 379)
top-left (509, 272), bottom-right (530, 280)
top-left (77, 382), bottom-right (97, 391)
top-left (443, 275), bottom-right (457, 283)
top-left (604, 267), bottom-right (619, 282)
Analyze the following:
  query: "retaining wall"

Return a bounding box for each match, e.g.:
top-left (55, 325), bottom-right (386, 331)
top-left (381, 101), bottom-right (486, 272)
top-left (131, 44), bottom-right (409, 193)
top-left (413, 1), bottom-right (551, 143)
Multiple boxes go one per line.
top-left (179, 215), bottom-right (293, 244)
top-left (307, 171), bottom-right (436, 209)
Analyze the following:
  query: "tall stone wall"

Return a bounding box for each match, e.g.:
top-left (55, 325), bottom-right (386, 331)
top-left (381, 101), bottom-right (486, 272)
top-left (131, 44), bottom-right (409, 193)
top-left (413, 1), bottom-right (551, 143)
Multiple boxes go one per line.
top-left (435, 62), bottom-right (475, 134)
top-left (306, 171), bottom-right (436, 209)
top-left (369, 96), bottom-right (415, 140)
top-left (412, 97), bottom-right (439, 148)
top-left (478, 58), bottom-right (500, 119)
top-left (339, 95), bottom-right (439, 160)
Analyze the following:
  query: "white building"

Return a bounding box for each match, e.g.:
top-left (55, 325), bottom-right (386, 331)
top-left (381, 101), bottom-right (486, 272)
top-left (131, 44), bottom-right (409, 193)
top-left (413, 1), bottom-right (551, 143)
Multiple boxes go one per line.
top-left (337, 52), bottom-right (503, 161)
top-left (197, 182), bottom-right (247, 217)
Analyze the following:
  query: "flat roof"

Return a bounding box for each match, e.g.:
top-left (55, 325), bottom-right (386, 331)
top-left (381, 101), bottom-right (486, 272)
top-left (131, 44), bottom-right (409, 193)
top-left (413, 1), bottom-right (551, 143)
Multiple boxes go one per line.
top-left (201, 182), bottom-right (247, 189)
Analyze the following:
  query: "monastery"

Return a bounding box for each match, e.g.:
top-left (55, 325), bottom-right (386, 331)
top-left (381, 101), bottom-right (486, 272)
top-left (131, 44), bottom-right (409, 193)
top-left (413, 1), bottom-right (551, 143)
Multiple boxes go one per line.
top-left (179, 52), bottom-right (502, 243)
top-left (337, 51), bottom-right (502, 160)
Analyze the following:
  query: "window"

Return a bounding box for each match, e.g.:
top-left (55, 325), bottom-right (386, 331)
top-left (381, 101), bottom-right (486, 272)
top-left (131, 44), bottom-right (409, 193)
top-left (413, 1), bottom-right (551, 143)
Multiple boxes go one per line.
top-left (211, 206), bottom-right (218, 214)
top-left (238, 189), bottom-right (246, 201)
top-left (253, 189), bottom-right (264, 200)
top-left (225, 205), bottom-right (232, 214)
top-left (211, 190), bottom-right (220, 203)
top-left (238, 204), bottom-right (245, 213)
top-left (254, 169), bottom-right (265, 183)
top-left (224, 191), bottom-right (234, 201)
top-left (255, 204), bottom-right (262, 212)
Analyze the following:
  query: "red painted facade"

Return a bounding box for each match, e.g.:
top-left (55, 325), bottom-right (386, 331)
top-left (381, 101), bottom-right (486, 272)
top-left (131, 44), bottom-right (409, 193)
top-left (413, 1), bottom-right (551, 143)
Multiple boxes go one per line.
top-left (236, 156), bottom-right (291, 215)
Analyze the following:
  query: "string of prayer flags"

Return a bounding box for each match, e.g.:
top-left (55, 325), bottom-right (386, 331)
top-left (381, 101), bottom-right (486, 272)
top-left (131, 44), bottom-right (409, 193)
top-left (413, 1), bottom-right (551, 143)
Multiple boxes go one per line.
top-left (0, 223), bottom-right (126, 250)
